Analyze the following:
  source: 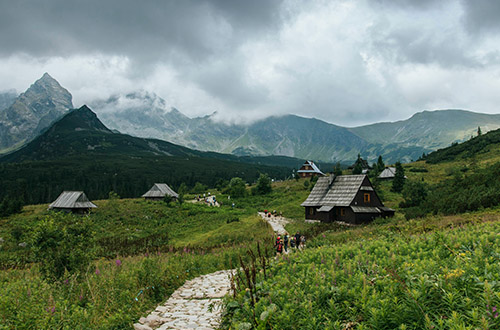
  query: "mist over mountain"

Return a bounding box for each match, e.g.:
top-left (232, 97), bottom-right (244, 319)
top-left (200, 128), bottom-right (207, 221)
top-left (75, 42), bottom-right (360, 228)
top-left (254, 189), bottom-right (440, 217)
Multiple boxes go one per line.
top-left (0, 73), bottom-right (73, 152)
top-left (3, 74), bottom-right (500, 164)
top-left (91, 91), bottom-right (500, 163)
top-left (0, 90), bottom-right (17, 111)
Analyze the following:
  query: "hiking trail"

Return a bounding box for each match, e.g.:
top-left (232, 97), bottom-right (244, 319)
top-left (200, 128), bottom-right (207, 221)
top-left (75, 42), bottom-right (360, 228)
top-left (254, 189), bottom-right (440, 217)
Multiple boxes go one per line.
top-left (134, 212), bottom-right (288, 330)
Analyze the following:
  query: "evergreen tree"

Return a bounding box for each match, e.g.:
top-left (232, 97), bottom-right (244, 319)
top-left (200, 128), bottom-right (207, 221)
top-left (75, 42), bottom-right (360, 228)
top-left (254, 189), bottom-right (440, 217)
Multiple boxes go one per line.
top-left (333, 162), bottom-right (342, 176)
top-left (377, 155), bottom-right (385, 172)
top-left (391, 161), bottom-right (405, 193)
top-left (477, 126), bottom-right (482, 136)
top-left (352, 162), bottom-right (363, 175)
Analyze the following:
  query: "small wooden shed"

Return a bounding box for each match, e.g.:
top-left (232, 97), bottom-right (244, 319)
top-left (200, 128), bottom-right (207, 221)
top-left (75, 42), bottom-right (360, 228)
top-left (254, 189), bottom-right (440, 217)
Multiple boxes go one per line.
top-left (297, 160), bottom-right (325, 178)
top-left (301, 175), bottom-right (394, 225)
top-left (378, 167), bottom-right (396, 180)
top-left (142, 183), bottom-right (179, 201)
top-left (49, 191), bottom-right (97, 214)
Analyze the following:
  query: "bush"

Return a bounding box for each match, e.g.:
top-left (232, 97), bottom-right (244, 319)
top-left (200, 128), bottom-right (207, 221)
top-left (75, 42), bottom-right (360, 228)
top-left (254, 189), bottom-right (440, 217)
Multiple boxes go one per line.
top-left (30, 213), bottom-right (95, 280)
top-left (191, 182), bottom-right (207, 194)
top-left (255, 174), bottom-right (272, 195)
top-left (400, 180), bottom-right (428, 208)
top-left (229, 177), bottom-right (246, 198)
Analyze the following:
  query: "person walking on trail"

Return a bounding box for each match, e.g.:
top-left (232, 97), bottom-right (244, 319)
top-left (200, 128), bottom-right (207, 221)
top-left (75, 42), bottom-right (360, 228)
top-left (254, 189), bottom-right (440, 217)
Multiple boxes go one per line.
top-left (290, 236), bottom-right (296, 249)
top-left (300, 235), bottom-right (306, 249)
top-left (283, 233), bottom-right (289, 252)
top-left (295, 232), bottom-right (301, 249)
top-left (275, 236), bottom-right (283, 256)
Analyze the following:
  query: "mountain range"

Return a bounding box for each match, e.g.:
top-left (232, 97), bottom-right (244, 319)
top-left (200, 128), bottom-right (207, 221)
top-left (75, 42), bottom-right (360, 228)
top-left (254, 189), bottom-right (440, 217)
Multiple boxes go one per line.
top-left (0, 105), bottom-right (301, 205)
top-left (92, 91), bottom-right (500, 163)
top-left (2, 73), bottom-right (500, 163)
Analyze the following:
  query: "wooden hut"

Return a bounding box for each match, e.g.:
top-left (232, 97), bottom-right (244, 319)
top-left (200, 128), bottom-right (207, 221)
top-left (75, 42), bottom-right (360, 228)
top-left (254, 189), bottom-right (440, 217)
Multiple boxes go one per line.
top-left (378, 167), bottom-right (396, 180)
top-left (297, 160), bottom-right (325, 178)
top-left (142, 183), bottom-right (179, 201)
top-left (378, 167), bottom-right (407, 180)
top-left (49, 191), bottom-right (97, 214)
top-left (301, 175), bottom-right (394, 224)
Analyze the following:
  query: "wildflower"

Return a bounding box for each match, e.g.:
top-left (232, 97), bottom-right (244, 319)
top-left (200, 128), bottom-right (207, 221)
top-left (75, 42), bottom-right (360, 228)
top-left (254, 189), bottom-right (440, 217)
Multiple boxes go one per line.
top-left (64, 279), bottom-right (69, 285)
top-left (115, 259), bottom-right (122, 266)
top-left (95, 268), bottom-right (100, 275)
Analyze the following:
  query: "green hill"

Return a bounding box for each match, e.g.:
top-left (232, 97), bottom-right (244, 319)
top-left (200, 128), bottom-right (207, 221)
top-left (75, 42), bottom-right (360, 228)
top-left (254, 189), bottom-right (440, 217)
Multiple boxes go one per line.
top-left (0, 106), bottom-right (310, 205)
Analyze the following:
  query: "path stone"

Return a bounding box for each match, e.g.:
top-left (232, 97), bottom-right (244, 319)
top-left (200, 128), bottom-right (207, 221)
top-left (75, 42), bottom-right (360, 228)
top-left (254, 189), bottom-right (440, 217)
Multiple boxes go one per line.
top-left (258, 212), bottom-right (289, 235)
top-left (134, 270), bottom-right (234, 330)
top-left (135, 212), bottom-right (290, 329)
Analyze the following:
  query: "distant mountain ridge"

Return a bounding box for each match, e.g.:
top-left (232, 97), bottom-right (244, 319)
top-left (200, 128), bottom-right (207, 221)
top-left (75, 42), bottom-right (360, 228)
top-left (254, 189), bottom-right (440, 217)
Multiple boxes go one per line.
top-left (3, 74), bottom-right (500, 164)
top-left (0, 73), bottom-right (73, 152)
top-left (0, 105), bottom-right (315, 172)
top-left (91, 92), bottom-right (500, 163)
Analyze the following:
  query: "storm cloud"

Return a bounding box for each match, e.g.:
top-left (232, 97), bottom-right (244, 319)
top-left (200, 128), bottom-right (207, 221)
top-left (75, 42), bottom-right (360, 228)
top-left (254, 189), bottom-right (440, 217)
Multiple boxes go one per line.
top-left (0, 0), bottom-right (499, 125)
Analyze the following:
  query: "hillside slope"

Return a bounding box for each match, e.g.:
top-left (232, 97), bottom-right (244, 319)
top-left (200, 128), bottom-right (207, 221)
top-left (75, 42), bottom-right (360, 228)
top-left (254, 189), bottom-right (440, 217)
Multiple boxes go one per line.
top-left (0, 106), bottom-right (304, 204)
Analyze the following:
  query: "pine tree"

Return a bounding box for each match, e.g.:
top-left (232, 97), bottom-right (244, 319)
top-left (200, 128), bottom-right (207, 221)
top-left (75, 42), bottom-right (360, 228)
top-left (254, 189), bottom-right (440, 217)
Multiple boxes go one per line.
top-left (333, 162), bottom-right (342, 176)
top-left (391, 161), bottom-right (405, 193)
top-left (477, 126), bottom-right (482, 136)
top-left (377, 155), bottom-right (385, 172)
top-left (352, 162), bottom-right (363, 175)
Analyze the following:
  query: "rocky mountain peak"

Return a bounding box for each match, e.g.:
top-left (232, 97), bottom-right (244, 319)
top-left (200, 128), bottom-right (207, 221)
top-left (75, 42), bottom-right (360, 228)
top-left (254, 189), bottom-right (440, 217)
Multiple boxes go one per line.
top-left (0, 73), bottom-right (74, 151)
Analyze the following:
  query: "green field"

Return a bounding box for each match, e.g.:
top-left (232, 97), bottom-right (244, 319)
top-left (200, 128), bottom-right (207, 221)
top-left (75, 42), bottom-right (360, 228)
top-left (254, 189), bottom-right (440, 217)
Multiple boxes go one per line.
top-left (2, 132), bottom-right (500, 329)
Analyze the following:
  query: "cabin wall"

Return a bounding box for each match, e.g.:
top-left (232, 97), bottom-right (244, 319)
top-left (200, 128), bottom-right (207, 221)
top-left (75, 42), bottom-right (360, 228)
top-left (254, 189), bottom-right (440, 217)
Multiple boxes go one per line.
top-left (305, 207), bottom-right (331, 222)
top-left (145, 197), bottom-right (164, 201)
top-left (354, 212), bottom-right (380, 224)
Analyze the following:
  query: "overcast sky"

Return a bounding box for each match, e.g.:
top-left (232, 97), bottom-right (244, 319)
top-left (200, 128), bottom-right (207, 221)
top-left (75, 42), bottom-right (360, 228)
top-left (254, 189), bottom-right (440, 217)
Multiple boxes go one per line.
top-left (1, 0), bottom-right (500, 126)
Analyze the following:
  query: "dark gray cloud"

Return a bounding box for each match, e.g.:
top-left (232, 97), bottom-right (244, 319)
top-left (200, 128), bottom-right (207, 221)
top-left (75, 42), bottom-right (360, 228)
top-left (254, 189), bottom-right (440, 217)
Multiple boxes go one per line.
top-left (0, 0), bottom-right (500, 126)
top-left (462, 0), bottom-right (500, 34)
top-left (0, 0), bottom-right (284, 61)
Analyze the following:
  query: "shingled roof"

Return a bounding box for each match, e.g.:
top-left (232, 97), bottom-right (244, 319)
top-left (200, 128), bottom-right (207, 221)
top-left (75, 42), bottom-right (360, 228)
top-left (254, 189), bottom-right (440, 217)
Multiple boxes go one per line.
top-left (142, 183), bottom-right (179, 199)
top-left (297, 160), bottom-right (325, 175)
top-left (301, 175), bottom-right (366, 207)
top-left (49, 191), bottom-right (97, 209)
top-left (378, 167), bottom-right (396, 179)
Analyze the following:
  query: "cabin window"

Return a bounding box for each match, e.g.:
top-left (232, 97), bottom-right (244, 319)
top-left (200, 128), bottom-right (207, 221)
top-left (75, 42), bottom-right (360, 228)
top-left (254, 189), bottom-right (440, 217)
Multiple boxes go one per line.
top-left (340, 208), bottom-right (345, 216)
top-left (364, 193), bottom-right (370, 203)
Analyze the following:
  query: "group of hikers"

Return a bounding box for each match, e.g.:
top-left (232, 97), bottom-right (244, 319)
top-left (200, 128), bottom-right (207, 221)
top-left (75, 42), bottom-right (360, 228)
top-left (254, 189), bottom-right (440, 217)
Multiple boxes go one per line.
top-left (196, 193), bottom-right (218, 207)
top-left (274, 232), bottom-right (305, 255)
top-left (263, 209), bottom-right (282, 218)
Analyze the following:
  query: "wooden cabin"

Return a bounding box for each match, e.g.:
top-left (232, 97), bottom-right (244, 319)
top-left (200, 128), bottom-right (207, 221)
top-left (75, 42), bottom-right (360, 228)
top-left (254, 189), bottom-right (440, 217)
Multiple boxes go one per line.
top-left (378, 167), bottom-right (396, 180)
top-left (142, 183), bottom-right (179, 201)
top-left (301, 175), bottom-right (394, 224)
top-left (49, 191), bottom-right (97, 214)
top-left (297, 160), bottom-right (325, 178)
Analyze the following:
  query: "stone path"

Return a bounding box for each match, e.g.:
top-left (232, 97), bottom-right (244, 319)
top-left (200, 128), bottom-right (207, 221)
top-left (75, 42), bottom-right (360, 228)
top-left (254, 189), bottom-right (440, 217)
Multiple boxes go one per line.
top-left (134, 270), bottom-right (234, 330)
top-left (134, 213), bottom-right (287, 329)
top-left (257, 212), bottom-right (289, 235)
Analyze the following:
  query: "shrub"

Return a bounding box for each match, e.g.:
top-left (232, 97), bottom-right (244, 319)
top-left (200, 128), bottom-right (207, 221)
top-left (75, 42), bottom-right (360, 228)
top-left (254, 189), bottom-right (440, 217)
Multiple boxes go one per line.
top-left (30, 213), bottom-right (95, 280)
top-left (229, 177), bottom-right (246, 198)
top-left (255, 174), bottom-right (272, 195)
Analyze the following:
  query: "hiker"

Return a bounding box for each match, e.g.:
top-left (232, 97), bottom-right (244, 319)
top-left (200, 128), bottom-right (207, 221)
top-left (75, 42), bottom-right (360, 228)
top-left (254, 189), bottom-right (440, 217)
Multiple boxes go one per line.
top-left (295, 232), bottom-right (301, 249)
top-left (279, 211), bottom-right (283, 218)
top-left (300, 235), bottom-right (306, 249)
top-left (290, 236), bottom-right (296, 248)
top-left (283, 233), bottom-right (289, 252)
top-left (275, 236), bottom-right (283, 256)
